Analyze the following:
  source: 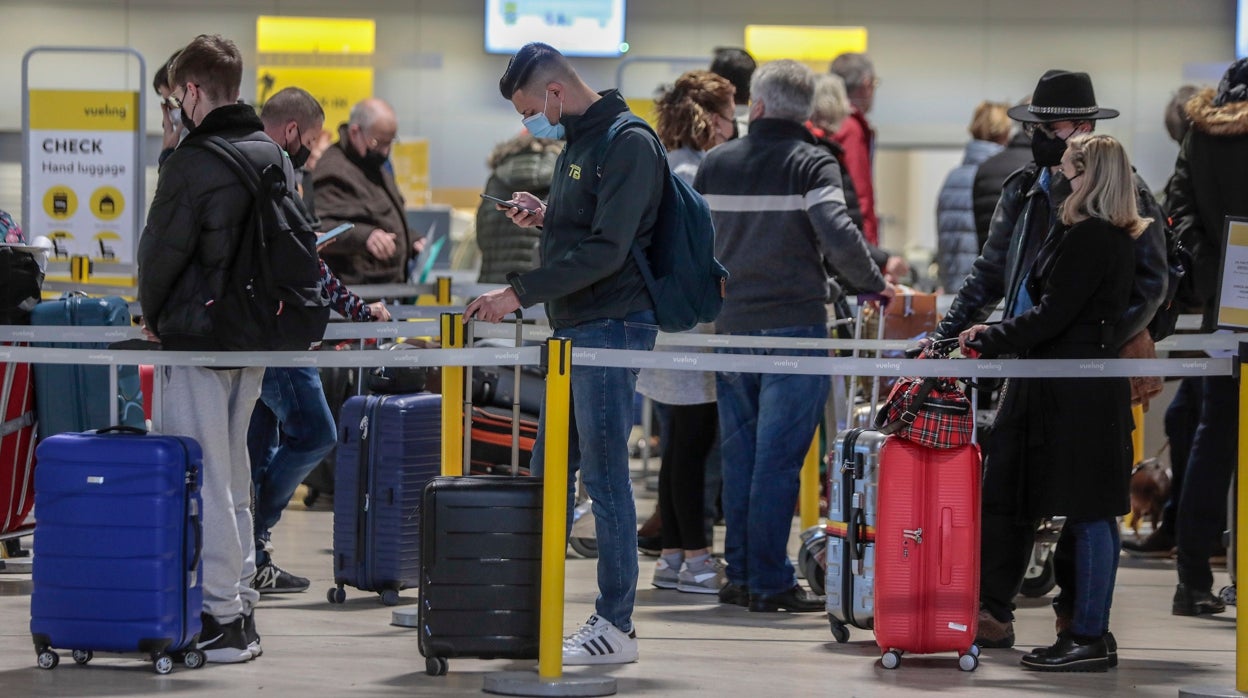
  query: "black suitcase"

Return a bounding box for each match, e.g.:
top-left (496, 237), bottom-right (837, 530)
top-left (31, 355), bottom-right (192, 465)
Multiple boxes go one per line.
top-left (418, 314), bottom-right (542, 677)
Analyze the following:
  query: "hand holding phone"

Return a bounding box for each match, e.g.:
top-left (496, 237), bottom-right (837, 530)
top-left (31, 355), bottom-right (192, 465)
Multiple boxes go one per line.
top-left (316, 223), bottom-right (354, 247)
top-left (481, 193), bottom-right (537, 215)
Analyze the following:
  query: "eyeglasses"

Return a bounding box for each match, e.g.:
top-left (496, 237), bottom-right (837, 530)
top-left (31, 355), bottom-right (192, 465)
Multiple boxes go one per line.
top-left (366, 135), bottom-right (399, 150)
top-left (165, 83), bottom-right (198, 111)
top-left (1023, 122), bottom-right (1058, 138)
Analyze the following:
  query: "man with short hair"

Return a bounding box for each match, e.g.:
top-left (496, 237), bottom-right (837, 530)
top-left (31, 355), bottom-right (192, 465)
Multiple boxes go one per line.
top-left (709, 47), bottom-right (756, 136)
top-left (139, 33), bottom-right (277, 664)
top-left (247, 87), bottom-right (391, 595)
top-left (313, 98), bottom-right (421, 285)
top-left (829, 52), bottom-right (881, 246)
top-left (929, 69), bottom-right (1168, 652)
top-left (152, 50), bottom-right (184, 166)
top-left (466, 41), bottom-right (664, 665)
top-left (695, 59), bottom-right (895, 614)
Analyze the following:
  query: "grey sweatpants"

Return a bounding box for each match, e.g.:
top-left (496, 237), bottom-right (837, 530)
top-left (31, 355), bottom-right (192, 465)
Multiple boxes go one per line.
top-left (160, 365), bottom-right (264, 623)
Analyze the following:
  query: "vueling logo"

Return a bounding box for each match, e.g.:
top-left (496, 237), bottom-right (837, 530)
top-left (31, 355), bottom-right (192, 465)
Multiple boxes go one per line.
top-left (568, 164), bottom-right (581, 180)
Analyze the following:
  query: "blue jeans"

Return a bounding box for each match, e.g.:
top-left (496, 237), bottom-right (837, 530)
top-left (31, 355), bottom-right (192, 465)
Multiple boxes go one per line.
top-left (247, 367), bottom-right (337, 566)
top-left (530, 310), bottom-right (657, 633)
top-left (715, 324), bottom-right (830, 597)
top-left (1067, 517), bottom-right (1120, 638)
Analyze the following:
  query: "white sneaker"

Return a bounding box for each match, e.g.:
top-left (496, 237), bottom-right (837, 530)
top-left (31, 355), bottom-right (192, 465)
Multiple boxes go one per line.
top-left (562, 615), bottom-right (638, 665)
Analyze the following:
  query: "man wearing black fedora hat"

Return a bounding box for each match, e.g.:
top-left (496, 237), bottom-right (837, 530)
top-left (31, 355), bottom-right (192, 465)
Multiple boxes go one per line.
top-left (928, 69), bottom-right (1169, 660)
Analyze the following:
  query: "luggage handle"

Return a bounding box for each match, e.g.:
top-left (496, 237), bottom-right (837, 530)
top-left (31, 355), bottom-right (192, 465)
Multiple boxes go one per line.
top-left (96, 425), bottom-right (147, 436)
top-left (188, 509), bottom-right (203, 574)
top-left (462, 309), bottom-right (526, 477)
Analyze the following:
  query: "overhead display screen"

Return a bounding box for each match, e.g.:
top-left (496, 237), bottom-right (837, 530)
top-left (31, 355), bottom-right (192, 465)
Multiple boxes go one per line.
top-left (485, 0), bottom-right (627, 58)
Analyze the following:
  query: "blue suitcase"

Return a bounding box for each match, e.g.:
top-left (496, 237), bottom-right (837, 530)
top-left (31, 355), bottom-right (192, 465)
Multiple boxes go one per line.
top-left (31, 294), bottom-right (144, 438)
top-left (30, 427), bottom-right (205, 674)
top-left (329, 392), bottom-right (441, 605)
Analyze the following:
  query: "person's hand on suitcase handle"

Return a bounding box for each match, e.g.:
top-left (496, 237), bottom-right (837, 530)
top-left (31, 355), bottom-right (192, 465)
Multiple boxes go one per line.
top-left (464, 287), bottom-right (522, 324)
top-left (957, 324), bottom-right (988, 358)
top-left (857, 281), bottom-right (898, 308)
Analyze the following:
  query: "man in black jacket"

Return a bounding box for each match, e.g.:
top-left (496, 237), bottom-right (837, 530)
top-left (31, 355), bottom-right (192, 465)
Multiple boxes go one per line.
top-left (929, 70), bottom-right (1168, 651)
top-left (466, 42), bottom-right (663, 665)
top-left (138, 34), bottom-right (280, 664)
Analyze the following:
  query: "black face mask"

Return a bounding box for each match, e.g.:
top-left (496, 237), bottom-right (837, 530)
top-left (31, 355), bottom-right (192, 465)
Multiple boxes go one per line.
top-left (1050, 171), bottom-right (1073, 203)
top-left (730, 120), bottom-right (740, 141)
top-left (361, 148), bottom-right (388, 170)
top-left (289, 143), bottom-right (311, 169)
top-left (1030, 128), bottom-right (1068, 167)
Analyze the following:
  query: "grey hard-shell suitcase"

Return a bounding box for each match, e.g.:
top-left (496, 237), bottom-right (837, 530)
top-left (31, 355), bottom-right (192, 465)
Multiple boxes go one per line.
top-left (824, 426), bottom-right (885, 642)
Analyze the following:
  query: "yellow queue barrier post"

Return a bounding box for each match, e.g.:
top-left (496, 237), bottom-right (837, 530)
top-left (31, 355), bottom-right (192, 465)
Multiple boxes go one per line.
top-left (436, 275), bottom-right (452, 305)
top-left (485, 337), bottom-right (615, 696)
top-left (440, 313), bottom-right (464, 476)
top-left (799, 433), bottom-right (821, 530)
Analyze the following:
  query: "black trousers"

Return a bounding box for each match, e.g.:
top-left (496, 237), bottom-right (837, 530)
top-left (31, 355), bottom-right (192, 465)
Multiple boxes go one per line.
top-left (657, 401), bottom-right (718, 551)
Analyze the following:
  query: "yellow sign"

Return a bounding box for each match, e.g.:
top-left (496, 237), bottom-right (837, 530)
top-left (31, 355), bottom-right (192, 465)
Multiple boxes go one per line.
top-left (43, 186), bottom-right (78, 219)
top-left (745, 25), bottom-right (868, 67)
top-left (390, 140), bottom-right (430, 206)
top-left (257, 66), bottom-right (373, 131)
top-left (89, 186), bottom-right (123, 221)
top-left (257, 16), bottom-right (376, 54)
top-left (29, 90), bottom-right (139, 131)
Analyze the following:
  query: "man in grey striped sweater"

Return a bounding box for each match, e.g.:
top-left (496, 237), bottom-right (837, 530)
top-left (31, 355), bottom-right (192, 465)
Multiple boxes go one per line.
top-left (694, 59), bottom-right (895, 613)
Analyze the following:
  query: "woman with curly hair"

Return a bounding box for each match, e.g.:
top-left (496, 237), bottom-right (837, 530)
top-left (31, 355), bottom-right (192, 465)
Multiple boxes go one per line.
top-left (636, 70), bottom-right (734, 594)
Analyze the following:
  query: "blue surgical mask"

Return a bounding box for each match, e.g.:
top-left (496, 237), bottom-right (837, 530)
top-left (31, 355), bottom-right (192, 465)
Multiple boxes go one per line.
top-left (522, 89), bottom-right (565, 139)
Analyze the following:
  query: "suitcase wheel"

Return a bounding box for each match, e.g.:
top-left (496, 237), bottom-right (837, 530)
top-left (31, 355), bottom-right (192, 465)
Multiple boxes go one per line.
top-left (829, 617), bottom-right (850, 644)
top-left (36, 649), bottom-right (59, 670)
top-left (153, 654), bottom-right (174, 675)
top-left (426, 656), bottom-right (449, 676)
top-left (183, 649), bottom-right (205, 669)
top-left (958, 651), bottom-right (979, 672)
top-left (569, 536), bottom-right (598, 559)
top-left (72, 649), bottom-right (93, 665)
top-left (881, 650), bottom-right (901, 670)
top-left (327, 586), bottom-right (347, 604)
top-left (380, 589), bottom-right (401, 606)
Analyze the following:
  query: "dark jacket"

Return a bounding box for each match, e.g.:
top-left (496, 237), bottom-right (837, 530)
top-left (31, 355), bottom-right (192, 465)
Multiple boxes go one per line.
top-left (139, 104), bottom-right (293, 351)
top-left (312, 125), bottom-right (413, 285)
top-left (972, 130), bottom-right (1033, 249)
top-left (972, 218), bottom-right (1135, 520)
top-left (1166, 88), bottom-right (1248, 330)
top-left (934, 161), bottom-right (1168, 349)
top-left (506, 91), bottom-right (664, 329)
top-left (937, 139), bottom-right (1004, 292)
top-left (695, 118), bottom-right (886, 333)
top-left (476, 135), bottom-right (561, 284)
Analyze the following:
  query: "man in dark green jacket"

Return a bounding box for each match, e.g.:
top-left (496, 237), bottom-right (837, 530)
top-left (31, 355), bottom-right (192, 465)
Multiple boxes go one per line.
top-left (466, 42), bottom-right (664, 665)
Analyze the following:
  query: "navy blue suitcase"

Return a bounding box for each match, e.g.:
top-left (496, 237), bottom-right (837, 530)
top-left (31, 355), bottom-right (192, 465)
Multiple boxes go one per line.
top-left (31, 294), bottom-right (144, 438)
top-left (329, 392), bottom-right (441, 605)
top-left (30, 427), bottom-right (205, 674)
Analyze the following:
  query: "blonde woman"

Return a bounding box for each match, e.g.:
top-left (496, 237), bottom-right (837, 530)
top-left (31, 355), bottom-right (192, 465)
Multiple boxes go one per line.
top-left (960, 134), bottom-right (1149, 672)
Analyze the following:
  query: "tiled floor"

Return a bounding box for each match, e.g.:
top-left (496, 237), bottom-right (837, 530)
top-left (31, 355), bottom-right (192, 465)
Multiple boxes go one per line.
top-left (0, 467), bottom-right (1239, 697)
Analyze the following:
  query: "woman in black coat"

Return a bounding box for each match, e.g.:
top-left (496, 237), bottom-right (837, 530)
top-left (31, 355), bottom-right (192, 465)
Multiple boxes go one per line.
top-left (961, 134), bottom-right (1148, 673)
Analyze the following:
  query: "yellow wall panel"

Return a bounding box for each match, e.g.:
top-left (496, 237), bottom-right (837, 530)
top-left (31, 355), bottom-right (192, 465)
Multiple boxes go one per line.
top-left (256, 16), bottom-right (376, 54)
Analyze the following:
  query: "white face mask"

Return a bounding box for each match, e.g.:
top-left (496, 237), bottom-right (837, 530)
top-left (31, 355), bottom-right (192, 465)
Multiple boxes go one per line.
top-left (168, 108), bottom-right (182, 128)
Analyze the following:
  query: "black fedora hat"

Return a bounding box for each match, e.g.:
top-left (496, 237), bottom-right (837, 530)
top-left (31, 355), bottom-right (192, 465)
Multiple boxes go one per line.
top-left (1007, 69), bottom-right (1120, 123)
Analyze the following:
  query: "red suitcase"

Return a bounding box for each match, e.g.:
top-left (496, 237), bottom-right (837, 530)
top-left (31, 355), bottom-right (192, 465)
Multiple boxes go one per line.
top-left (873, 436), bottom-right (981, 671)
top-left (0, 351), bottom-right (37, 536)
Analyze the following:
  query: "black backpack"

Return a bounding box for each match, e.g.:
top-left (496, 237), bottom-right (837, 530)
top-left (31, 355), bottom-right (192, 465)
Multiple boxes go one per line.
top-left (194, 136), bottom-right (329, 351)
top-left (0, 245), bottom-right (43, 325)
top-left (1146, 215), bottom-right (1196, 342)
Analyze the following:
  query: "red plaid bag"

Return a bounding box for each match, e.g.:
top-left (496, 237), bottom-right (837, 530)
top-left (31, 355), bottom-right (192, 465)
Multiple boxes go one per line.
top-left (873, 339), bottom-right (972, 448)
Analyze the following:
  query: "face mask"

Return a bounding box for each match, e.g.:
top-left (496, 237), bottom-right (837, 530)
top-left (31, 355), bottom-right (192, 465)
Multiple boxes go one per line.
top-left (361, 149), bottom-right (388, 170)
top-left (286, 125), bottom-right (311, 169)
top-left (168, 108), bottom-right (182, 129)
top-left (522, 89), bottom-right (565, 139)
top-left (1030, 127), bottom-right (1068, 167)
top-left (730, 119), bottom-right (740, 141)
top-left (1050, 172), bottom-right (1073, 202)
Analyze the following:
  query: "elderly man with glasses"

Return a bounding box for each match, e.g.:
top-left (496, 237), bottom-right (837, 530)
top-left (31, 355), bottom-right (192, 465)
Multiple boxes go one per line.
top-left (311, 98), bottom-right (423, 285)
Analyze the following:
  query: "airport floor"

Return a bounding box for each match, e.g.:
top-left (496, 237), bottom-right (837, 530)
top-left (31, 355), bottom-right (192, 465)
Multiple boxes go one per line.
top-left (0, 459), bottom-right (1240, 698)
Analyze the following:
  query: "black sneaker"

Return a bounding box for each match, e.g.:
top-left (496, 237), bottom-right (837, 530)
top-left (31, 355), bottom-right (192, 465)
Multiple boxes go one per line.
top-left (242, 611), bottom-right (262, 659)
top-left (252, 561), bottom-right (310, 594)
top-left (197, 613), bottom-right (252, 664)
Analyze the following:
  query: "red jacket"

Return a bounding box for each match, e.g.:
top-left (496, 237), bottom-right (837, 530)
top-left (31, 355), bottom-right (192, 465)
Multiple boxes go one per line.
top-left (832, 109), bottom-right (877, 246)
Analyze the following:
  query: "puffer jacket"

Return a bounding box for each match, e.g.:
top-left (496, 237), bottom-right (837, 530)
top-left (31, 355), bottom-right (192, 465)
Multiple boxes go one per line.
top-left (139, 104), bottom-right (295, 351)
top-left (937, 139), bottom-right (1004, 292)
top-left (934, 161), bottom-right (1168, 348)
top-left (476, 135), bottom-right (561, 284)
top-left (1167, 88), bottom-right (1248, 331)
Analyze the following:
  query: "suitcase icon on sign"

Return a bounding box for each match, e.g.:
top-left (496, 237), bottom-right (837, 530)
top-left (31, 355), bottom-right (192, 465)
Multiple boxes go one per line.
top-left (98, 195), bottom-right (115, 215)
top-left (52, 192), bottom-right (69, 216)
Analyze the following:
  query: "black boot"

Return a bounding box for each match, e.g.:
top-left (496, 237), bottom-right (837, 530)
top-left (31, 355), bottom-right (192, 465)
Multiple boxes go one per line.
top-left (1172, 583), bottom-right (1227, 616)
top-left (1019, 634), bottom-right (1108, 672)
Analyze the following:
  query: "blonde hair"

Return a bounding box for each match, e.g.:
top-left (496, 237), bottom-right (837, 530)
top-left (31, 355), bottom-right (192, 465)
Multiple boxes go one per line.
top-left (811, 73), bottom-right (851, 133)
top-left (968, 101), bottom-right (1011, 143)
top-left (1060, 134), bottom-right (1151, 238)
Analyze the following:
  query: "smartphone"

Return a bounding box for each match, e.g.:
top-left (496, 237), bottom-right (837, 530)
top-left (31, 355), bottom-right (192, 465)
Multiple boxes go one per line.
top-left (480, 193), bottom-right (537, 214)
top-left (316, 223), bottom-right (354, 247)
